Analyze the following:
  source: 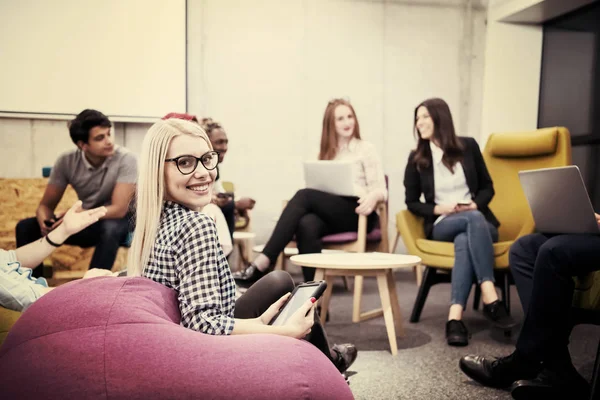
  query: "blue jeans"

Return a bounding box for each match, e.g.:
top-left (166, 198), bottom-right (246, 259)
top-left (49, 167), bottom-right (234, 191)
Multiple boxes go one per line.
top-left (432, 210), bottom-right (499, 308)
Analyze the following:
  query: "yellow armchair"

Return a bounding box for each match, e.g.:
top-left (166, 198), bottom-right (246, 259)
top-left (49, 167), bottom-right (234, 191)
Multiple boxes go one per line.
top-left (0, 307), bottom-right (21, 346)
top-left (397, 127), bottom-right (572, 322)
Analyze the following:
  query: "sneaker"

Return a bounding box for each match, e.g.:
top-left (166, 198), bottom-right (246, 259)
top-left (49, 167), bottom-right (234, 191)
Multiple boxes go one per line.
top-left (483, 300), bottom-right (518, 330)
top-left (332, 343), bottom-right (358, 373)
top-left (459, 351), bottom-right (542, 389)
top-left (231, 263), bottom-right (266, 288)
top-left (446, 320), bottom-right (469, 346)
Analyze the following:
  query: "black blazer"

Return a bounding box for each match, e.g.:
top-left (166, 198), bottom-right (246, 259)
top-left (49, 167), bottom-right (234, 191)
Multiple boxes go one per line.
top-left (403, 136), bottom-right (500, 239)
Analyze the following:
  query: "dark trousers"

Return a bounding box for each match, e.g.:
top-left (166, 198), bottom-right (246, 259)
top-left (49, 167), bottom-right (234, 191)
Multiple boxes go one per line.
top-left (234, 270), bottom-right (334, 362)
top-left (511, 233), bottom-right (600, 362)
top-left (262, 189), bottom-right (377, 282)
top-left (16, 216), bottom-right (130, 277)
top-left (219, 199), bottom-right (235, 240)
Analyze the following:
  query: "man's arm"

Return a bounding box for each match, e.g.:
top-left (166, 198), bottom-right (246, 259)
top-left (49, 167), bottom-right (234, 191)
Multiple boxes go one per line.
top-left (100, 151), bottom-right (137, 219)
top-left (103, 182), bottom-right (135, 219)
top-left (36, 184), bottom-right (66, 236)
top-left (235, 197), bottom-right (255, 211)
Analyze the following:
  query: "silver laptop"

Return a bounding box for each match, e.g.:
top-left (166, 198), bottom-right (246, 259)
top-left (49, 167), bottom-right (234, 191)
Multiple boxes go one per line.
top-left (303, 160), bottom-right (356, 197)
top-left (518, 165), bottom-right (599, 234)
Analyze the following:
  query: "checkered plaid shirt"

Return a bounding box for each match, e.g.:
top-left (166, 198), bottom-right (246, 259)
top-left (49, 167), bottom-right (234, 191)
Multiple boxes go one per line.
top-left (143, 201), bottom-right (236, 335)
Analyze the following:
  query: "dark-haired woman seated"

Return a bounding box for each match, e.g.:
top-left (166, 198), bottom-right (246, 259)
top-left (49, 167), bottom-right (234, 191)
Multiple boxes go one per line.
top-left (404, 98), bottom-right (516, 346)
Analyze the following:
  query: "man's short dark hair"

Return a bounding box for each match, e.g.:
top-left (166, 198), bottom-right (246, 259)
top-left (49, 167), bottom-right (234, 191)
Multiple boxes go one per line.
top-left (68, 109), bottom-right (112, 145)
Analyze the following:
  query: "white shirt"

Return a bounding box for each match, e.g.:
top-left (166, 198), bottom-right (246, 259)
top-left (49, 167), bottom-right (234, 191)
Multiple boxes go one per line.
top-left (201, 203), bottom-right (233, 257)
top-left (430, 142), bottom-right (471, 224)
top-left (333, 138), bottom-right (387, 200)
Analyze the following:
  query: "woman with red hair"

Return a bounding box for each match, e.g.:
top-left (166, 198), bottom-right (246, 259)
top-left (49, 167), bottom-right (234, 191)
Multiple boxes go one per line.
top-left (234, 99), bottom-right (386, 293)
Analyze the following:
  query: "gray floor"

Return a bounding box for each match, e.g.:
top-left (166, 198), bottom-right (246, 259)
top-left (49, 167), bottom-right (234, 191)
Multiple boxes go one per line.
top-left (286, 266), bottom-right (600, 400)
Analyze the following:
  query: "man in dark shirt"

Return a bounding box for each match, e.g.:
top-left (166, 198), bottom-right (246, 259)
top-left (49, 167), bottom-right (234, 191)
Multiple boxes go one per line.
top-left (459, 222), bottom-right (600, 399)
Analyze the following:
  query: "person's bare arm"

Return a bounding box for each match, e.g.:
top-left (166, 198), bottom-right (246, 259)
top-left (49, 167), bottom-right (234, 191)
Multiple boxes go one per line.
top-left (235, 197), bottom-right (255, 211)
top-left (103, 182), bottom-right (135, 219)
top-left (36, 184), bottom-right (66, 236)
top-left (16, 201), bottom-right (107, 269)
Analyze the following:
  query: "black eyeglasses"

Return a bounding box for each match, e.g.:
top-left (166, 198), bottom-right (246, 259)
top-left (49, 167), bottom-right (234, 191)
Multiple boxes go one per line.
top-left (165, 151), bottom-right (219, 175)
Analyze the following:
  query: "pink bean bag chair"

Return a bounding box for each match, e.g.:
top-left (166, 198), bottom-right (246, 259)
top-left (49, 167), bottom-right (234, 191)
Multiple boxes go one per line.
top-left (0, 277), bottom-right (353, 399)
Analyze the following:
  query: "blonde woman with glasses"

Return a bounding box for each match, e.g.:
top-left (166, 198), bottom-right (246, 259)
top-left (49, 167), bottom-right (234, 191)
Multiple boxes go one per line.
top-left (127, 118), bottom-right (356, 374)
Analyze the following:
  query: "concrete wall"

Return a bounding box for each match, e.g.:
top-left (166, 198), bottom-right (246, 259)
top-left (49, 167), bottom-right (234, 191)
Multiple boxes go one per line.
top-left (185, 0), bottom-right (488, 247)
top-left (0, 0), bottom-right (489, 250)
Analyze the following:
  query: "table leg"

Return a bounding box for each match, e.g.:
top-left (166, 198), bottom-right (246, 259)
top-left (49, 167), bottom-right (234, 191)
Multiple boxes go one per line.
top-left (414, 263), bottom-right (424, 287)
top-left (352, 275), bottom-right (364, 323)
top-left (236, 241), bottom-right (249, 270)
top-left (313, 269), bottom-right (325, 282)
top-left (386, 269), bottom-right (405, 337)
top-left (275, 252), bottom-right (284, 271)
top-left (376, 272), bottom-right (398, 356)
top-left (319, 272), bottom-right (334, 325)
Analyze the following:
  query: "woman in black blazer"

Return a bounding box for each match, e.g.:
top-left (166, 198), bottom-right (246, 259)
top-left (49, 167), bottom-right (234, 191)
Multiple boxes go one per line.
top-left (404, 98), bottom-right (515, 346)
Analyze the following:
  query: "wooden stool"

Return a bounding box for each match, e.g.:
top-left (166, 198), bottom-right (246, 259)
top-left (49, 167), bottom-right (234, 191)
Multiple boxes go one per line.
top-left (233, 231), bottom-right (256, 271)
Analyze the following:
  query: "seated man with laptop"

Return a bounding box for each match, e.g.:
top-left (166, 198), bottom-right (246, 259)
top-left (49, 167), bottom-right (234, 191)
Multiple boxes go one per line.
top-left (460, 166), bottom-right (598, 399)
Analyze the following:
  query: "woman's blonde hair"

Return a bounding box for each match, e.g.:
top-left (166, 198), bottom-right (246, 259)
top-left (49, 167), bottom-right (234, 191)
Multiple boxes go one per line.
top-left (127, 118), bottom-right (213, 276)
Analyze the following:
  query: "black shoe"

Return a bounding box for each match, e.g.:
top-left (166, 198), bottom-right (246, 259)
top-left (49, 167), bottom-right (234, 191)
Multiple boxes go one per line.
top-left (511, 365), bottom-right (590, 400)
top-left (446, 320), bottom-right (469, 346)
top-left (459, 351), bottom-right (542, 389)
top-left (483, 300), bottom-right (518, 330)
top-left (332, 343), bottom-right (358, 373)
top-left (341, 372), bottom-right (350, 385)
top-left (232, 263), bottom-right (265, 288)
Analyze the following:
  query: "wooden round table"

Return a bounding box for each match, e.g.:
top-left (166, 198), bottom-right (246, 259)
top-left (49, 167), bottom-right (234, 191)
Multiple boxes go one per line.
top-left (290, 252), bottom-right (421, 356)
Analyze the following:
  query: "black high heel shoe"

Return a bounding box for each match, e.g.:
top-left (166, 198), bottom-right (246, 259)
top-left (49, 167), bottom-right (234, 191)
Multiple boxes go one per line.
top-left (232, 263), bottom-right (266, 288)
top-left (482, 300), bottom-right (518, 330)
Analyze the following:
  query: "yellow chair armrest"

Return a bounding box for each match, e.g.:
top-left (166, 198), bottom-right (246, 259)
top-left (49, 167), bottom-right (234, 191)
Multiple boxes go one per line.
top-left (514, 214), bottom-right (535, 240)
top-left (396, 210), bottom-right (425, 255)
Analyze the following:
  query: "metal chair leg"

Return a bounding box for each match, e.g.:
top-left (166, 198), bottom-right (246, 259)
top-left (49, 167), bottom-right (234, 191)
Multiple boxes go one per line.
top-left (410, 267), bottom-right (436, 323)
top-left (473, 285), bottom-right (481, 311)
top-left (502, 272), bottom-right (511, 315)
